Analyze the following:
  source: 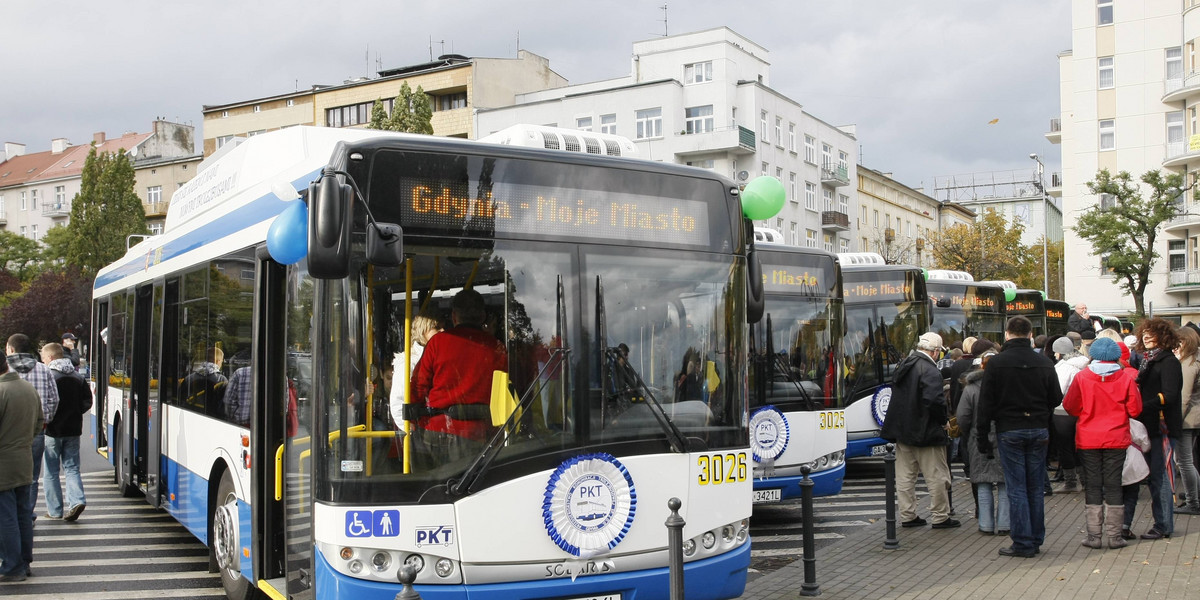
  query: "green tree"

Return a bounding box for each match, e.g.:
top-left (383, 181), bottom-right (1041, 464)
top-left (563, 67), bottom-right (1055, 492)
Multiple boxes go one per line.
top-left (928, 207), bottom-right (1026, 281)
top-left (0, 230), bottom-right (43, 281)
top-left (387, 82), bottom-right (434, 134)
top-left (66, 145), bottom-right (149, 276)
top-left (1015, 237), bottom-right (1064, 299)
top-left (39, 225), bottom-right (73, 266)
top-left (0, 267), bottom-right (92, 345)
top-left (368, 98), bottom-right (390, 130)
top-left (1076, 168), bottom-right (1187, 316)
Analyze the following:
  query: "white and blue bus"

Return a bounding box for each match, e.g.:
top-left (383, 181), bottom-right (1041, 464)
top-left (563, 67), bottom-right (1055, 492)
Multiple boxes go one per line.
top-left (837, 254), bottom-right (928, 459)
top-left (92, 126), bottom-right (758, 600)
top-left (747, 245), bottom-right (846, 500)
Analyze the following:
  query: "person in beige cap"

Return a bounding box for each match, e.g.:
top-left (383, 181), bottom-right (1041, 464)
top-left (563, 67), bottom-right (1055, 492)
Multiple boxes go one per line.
top-left (881, 331), bottom-right (959, 529)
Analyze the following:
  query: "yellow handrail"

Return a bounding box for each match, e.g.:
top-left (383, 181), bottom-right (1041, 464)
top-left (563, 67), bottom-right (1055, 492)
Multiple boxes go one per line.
top-left (404, 258), bottom-right (414, 474)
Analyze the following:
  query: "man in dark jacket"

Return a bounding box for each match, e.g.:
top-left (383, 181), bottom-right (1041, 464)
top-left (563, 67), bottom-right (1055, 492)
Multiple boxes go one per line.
top-left (0, 349), bottom-right (43, 582)
top-left (1068, 303), bottom-right (1093, 334)
top-left (881, 331), bottom-right (959, 529)
top-left (40, 343), bottom-right (93, 522)
top-left (977, 316), bottom-right (1063, 558)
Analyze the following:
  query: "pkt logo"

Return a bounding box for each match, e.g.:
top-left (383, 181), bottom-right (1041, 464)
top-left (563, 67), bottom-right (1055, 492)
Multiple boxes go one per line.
top-left (416, 525), bottom-right (455, 547)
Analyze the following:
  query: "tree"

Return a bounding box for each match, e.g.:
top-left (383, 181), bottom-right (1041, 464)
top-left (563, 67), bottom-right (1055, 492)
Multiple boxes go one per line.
top-left (39, 224), bottom-right (73, 266)
top-left (368, 98), bottom-right (390, 130)
top-left (928, 207), bottom-right (1026, 281)
top-left (387, 82), bottom-right (434, 134)
top-left (66, 145), bottom-right (148, 276)
top-left (0, 267), bottom-right (92, 344)
top-left (1015, 237), bottom-right (1064, 299)
top-left (0, 230), bottom-right (43, 281)
top-left (868, 229), bottom-right (917, 265)
top-left (1076, 168), bottom-right (1187, 316)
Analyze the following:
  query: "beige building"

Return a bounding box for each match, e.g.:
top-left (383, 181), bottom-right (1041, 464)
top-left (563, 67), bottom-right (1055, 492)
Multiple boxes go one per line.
top-left (1053, 0), bottom-right (1200, 322)
top-left (855, 166), bottom-right (944, 267)
top-left (0, 120), bottom-right (199, 239)
top-left (201, 51), bottom-right (567, 155)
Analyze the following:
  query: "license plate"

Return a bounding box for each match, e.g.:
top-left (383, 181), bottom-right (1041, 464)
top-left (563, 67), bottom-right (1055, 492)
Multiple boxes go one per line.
top-left (870, 444), bottom-right (890, 457)
top-left (753, 489), bottom-right (782, 503)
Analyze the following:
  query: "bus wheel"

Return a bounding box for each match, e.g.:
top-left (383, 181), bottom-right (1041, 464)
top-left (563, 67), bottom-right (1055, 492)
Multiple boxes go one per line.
top-left (211, 471), bottom-right (257, 600)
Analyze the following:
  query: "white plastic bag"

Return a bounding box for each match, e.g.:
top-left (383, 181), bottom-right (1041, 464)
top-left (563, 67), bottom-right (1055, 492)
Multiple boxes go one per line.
top-left (1122, 419), bottom-right (1150, 486)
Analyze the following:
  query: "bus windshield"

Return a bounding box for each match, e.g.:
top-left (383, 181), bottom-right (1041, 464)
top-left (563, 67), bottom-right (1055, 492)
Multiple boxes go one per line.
top-left (1006, 291), bottom-right (1045, 336)
top-left (308, 148), bottom-right (746, 504)
top-left (841, 267), bottom-right (926, 401)
top-left (927, 282), bottom-right (1005, 347)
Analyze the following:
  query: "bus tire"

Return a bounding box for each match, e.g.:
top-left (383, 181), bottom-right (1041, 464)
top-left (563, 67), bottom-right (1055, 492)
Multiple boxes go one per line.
top-left (112, 417), bottom-right (138, 498)
top-left (211, 470), bottom-right (259, 600)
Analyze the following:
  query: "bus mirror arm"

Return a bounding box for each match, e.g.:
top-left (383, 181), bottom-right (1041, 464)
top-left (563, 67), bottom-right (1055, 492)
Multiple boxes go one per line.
top-left (366, 222), bottom-right (404, 267)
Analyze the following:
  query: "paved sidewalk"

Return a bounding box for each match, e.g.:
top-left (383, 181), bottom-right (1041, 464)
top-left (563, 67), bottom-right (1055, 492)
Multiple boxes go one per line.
top-left (743, 474), bottom-right (1200, 599)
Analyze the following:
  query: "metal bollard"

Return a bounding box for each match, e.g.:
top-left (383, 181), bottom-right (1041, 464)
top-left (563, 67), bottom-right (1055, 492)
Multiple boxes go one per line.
top-left (395, 564), bottom-right (422, 600)
top-left (666, 497), bottom-right (685, 600)
top-left (883, 443), bottom-right (899, 549)
top-left (799, 465), bottom-right (821, 596)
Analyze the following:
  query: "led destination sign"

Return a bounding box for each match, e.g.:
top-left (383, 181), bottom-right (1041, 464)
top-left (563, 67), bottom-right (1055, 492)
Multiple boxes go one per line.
top-left (843, 282), bottom-right (916, 303)
top-left (931, 293), bottom-right (999, 310)
top-left (761, 264), bottom-right (836, 295)
top-left (1046, 309), bottom-right (1065, 319)
top-left (1007, 301), bottom-right (1037, 313)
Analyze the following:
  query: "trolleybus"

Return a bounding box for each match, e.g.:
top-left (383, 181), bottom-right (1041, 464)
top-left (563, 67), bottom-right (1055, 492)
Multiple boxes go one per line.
top-left (982, 281), bottom-right (1046, 337)
top-left (92, 126), bottom-right (758, 600)
top-left (925, 271), bottom-right (1007, 348)
top-left (747, 245), bottom-right (846, 500)
top-left (837, 253), bottom-right (928, 458)
top-left (1044, 299), bottom-right (1070, 336)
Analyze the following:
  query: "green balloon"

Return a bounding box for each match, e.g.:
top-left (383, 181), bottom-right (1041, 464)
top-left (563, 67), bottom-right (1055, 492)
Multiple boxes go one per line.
top-left (742, 176), bottom-right (786, 220)
top-left (1004, 288), bottom-right (1017, 303)
top-left (921, 268), bottom-right (929, 281)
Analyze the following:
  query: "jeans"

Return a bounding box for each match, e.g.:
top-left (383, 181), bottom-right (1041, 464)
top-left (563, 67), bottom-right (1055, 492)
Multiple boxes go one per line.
top-left (997, 428), bottom-right (1050, 553)
top-left (1147, 437), bottom-right (1178, 535)
top-left (43, 435), bottom-right (86, 517)
top-left (30, 433), bottom-right (44, 512)
top-left (1179, 429), bottom-right (1200, 508)
top-left (975, 482), bottom-right (1009, 533)
top-left (0, 484), bottom-right (33, 576)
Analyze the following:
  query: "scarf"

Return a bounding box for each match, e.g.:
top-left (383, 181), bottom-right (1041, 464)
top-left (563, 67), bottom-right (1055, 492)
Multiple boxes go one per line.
top-left (1138, 347), bottom-right (1161, 377)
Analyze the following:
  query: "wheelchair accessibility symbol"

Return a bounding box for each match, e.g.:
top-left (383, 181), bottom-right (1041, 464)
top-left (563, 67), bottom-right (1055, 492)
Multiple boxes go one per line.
top-left (346, 510), bottom-right (400, 538)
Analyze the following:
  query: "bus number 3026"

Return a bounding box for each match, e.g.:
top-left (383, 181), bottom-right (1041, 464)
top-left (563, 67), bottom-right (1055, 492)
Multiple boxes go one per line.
top-left (697, 452), bottom-right (748, 485)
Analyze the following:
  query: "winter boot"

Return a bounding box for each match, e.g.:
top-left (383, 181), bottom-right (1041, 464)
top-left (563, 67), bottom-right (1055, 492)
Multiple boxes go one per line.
top-left (1053, 468), bottom-right (1081, 493)
top-left (1104, 504), bottom-right (1127, 549)
top-left (1081, 505), bottom-right (1103, 548)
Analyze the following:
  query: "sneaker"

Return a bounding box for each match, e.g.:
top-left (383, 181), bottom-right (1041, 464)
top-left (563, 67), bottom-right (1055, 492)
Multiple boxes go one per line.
top-left (1175, 505), bottom-right (1200, 515)
top-left (63, 504), bottom-right (85, 522)
top-left (931, 518), bottom-right (962, 529)
top-left (901, 517), bottom-right (927, 528)
top-left (42, 512), bottom-right (61, 520)
top-left (1120, 528), bottom-right (1136, 540)
top-left (998, 545), bottom-right (1037, 558)
top-left (0, 571), bottom-right (27, 583)
top-left (978, 528), bottom-right (995, 535)
top-left (1139, 528), bottom-right (1170, 540)
top-left (997, 529), bottom-right (1010, 536)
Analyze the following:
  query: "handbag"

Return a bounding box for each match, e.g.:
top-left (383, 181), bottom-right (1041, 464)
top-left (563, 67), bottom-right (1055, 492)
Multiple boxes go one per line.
top-left (945, 415), bottom-right (961, 439)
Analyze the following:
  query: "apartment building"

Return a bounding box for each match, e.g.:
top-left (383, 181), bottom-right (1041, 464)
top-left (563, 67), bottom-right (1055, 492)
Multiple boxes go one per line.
top-left (856, 166), bottom-right (951, 268)
top-left (1053, 0), bottom-right (1200, 321)
top-left (0, 120), bottom-right (199, 239)
top-left (201, 50), bottom-right (567, 155)
top-left (475, 27), bottom-right (860, 252)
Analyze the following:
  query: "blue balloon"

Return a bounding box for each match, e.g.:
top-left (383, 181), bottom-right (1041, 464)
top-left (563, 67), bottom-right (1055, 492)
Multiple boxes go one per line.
top-left (267, 201), bottom-right (308, 265)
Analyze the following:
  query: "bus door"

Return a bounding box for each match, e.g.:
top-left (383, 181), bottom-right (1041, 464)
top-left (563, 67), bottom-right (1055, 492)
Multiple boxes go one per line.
top-left (251, 254), bottom-right (301, 595)
top-left (145, 281), bottom-right (178, 507)
top-left (128, 284), bottom-right (154, 493)
top-left (93, 300), bottom-right (109, 450)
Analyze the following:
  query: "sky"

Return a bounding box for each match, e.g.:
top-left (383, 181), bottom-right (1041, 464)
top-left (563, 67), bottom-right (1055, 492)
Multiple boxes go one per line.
top-left (0, 0), bottom-right (1071, 191)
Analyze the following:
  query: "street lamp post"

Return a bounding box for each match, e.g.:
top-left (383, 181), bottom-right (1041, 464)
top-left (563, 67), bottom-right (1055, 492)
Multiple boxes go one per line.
top-left (1030, 154), bottom-right (1049, 296)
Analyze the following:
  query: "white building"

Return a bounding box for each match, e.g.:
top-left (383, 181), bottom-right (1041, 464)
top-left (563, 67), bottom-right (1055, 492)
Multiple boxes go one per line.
top-left (1053, 0), bottom-right (1199, 321)
top-left (475, 27), bottom-right (860, 252)
top-left (931, 169), bottom-right (1064, 249)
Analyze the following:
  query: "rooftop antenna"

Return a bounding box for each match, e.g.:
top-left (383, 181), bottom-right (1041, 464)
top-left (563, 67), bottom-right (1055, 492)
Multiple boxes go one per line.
top-left (660, 4), bottom-right (668, 36)
top-left (365, 44), bottom-right (370, 78)
top-left (516, 30), bottom-right (520, 55)
top-left (429, 37), bottom-right (446, 60)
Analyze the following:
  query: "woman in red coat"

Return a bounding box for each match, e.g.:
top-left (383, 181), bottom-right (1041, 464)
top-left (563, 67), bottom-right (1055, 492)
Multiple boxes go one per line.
top-left (1063, 336), bottom-right (1142, 549)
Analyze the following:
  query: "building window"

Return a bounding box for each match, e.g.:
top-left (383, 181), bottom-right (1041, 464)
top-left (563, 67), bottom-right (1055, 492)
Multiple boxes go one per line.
top-left (54, 185), bottom-right (65, 206)
top-left (839, 194), bottom-right (849, 214)
top-left (1099, 119), bottom-right (1115, 150)
top-left (20, 226), bottom-right (26, 237)
top-left (839, 239), bottom-right (849, 253)
top-left (1099, 193), bottom-right (1117, 210)
top-left (684, 105), bottom-right (714, 134)
top-left (806, 229), bottom-right (818, 248)
top-left (1098, 56), bottom-right (1114, 89)
top-left (1168, 111), bottom-right (1185, 147)
top-left (286, 99), bottom-right (295, 107)
top-left (874, 210), bottom-right (880, 227)
top-left (147, 185), bottom-right (162, 204)
top-left (150, 223), bottom-right (164, 235)
top-left (822, 144), bottom-right (833, 168)
top-left (635, 108), bottom-right (663, 139)
top-left (774, 117), bottom-right (782, 146)
top-left (760, 111), bottom-right (769, 143)
top-left (253, 105), bottom-right (261, 113)
top-left (824, 234), bottom-right (833, 253)
top-left (761, 161), bottom-right (769, 177)
top-left (789, 172), bottom-right (797, 203)
top-left (30, 189), bottom-right (37, 210)
top-left (684, 61), bottom-right (712, 84)
top-left (838, 151), bottom-right (848, 172)
top-left (823, 189), bottom-right (834, 211)
top-left (20, 191), bottom-right (27, 211)
top-left (1097, 0), bottom-right (1112, 25)
top-left (434, 92), bottom-right (468, 111)
top-left (862, 237), bottom-right (869, 251)
top-left (221, 110), bottom-right (229, 118)
top-left (577, 116), bottom-right (593, 131)
top-left (1167, 47), bottom-right (1184, 83)
top-left (600, 114), bottom-right (617, 135)
top-left (805, 182), bottom-right (817, 211)
top-left (247, 130), bottom-right (266, 137)
top-left (788, 123), bottom-right (796, 152)
top-left (1170, 240), bottom-right (1186, 271)
top-left (216, 135), bottom-right (236, 149)
top-left (787, 223), bottom-right (796, 245)
top-left (804, 136), bottom-right (816, 163)
top-left (685, 159), bottom-right (715, 170)
top-left (31, 225), bottom-right (37, 240)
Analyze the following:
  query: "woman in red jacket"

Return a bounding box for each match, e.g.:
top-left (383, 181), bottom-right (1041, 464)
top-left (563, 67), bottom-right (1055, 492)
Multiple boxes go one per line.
top-left (1063, 336), bottom-right (1142, 549)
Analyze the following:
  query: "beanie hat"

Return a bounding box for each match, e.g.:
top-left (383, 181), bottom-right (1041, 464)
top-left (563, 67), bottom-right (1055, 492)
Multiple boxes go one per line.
top-left (971, 338), bottom-right (995, 355)
top-left (1089, 337), bottom-right (1121, 362)
top-left (1081, 329), bottom-right (1096, 341)
top-left (1124, 335), bottom-right (1137, 348)
top-left (1052, 337), bottom-right (1075, 356)
top-left (916, 332), bottom-right (943, 352)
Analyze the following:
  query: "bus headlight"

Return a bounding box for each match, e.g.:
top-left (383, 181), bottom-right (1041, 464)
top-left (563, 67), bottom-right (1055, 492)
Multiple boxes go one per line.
top-left (404, 554), bottom-right (425, 573)
top-left (737, 519), bottom-right (750, 543)
top-left (721, 524), bottom-right (736, 544)
top-left (371, 552), bottom-right (391, 572)
top-left (348, 559), bottom-right (364, 574)
top-left (701, 531), bottom-right (716, 549)
top-left (682, 538), bottom-right (696, 557)
top-left (434, 558), bottom-right (454, 578)
top-left (340, 547), bottom-right (354, 560)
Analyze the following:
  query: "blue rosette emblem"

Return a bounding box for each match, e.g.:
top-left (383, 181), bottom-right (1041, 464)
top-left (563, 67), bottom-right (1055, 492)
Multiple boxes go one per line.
top-left (871, 386), bottom-right (893, 427)
top-left (749, 406), bottom-right (789, 463)
top-left (543, 453), bottom-right (637, 557)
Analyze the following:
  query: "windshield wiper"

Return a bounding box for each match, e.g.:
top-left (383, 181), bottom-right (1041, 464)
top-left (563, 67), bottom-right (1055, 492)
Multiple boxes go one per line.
top-left (597, 276), bottom-right (690, 454)
top-left (765, 313), bottom-right (819, 411)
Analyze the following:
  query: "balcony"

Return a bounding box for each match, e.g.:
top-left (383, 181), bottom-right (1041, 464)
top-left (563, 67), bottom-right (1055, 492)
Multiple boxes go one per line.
top-left (1162, 72), bottom-right (1200, 104)
top-left (820, 162), bottom-right (849, 187)
top-left (1048, 171), bottom-right (1062, 197)
top-left (821, 210), bottom-right (850, 231)
top-left (1166, 198), bottom-right (1200, 232)
top-left (1168, 269), bottom-right (1200, 292)
top-left (42, 202), bottom-right (70, 218)
top-left (144, 200), bottom-right (170, 218)
top-left (1163, 139), bottom-right (1200, 169)
top-left (1045, 118), bottom-right (1061, 144)
top-left (673, 126), bottom-right (757, 157)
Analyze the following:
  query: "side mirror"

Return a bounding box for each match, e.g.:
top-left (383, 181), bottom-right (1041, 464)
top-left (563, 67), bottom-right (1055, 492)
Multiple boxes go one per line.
top-left (746, 220), bottom-right (765, 324)
top-left (367, 223), bottom-right (404, 267)
top-left (308, 169), bottom-right (352, 279)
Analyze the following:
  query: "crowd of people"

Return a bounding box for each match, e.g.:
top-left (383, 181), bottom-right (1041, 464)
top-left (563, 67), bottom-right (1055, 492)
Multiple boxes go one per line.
top-left (1, 332), bottom-right (92, 582)
top-left (882, 310), bottom-right (1200, 558)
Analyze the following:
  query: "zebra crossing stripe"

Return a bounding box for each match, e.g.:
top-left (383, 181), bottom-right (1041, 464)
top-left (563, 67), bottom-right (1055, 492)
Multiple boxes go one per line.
top-left (0, 588), bottom-right (225, 600)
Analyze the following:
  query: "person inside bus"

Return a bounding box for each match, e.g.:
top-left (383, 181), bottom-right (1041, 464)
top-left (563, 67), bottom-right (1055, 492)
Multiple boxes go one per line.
top-left (405, 289), bottom-right (508, 469)
top-left (388, 314), bottom-right (444, 427)
top-left (180, 347), bottom-right (227, 416)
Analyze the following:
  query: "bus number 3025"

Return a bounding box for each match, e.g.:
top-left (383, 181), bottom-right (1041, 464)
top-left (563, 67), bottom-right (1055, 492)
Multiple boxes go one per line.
top-left (697, 452), bottom-right (748, 485)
